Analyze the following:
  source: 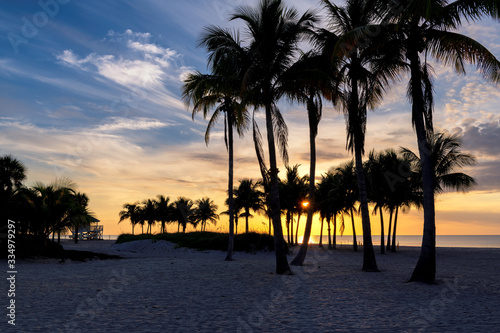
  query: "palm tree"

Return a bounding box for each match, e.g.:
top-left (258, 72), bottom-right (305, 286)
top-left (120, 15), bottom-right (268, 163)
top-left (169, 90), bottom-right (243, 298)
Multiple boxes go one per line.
top-left (0, 155), bottom-right (27, 232)
top-left (155, 195), bottom-right (174, 234)
top-left (119, 202), bottom-right (140, 234)
top-left (173, 197), bottom-right (195, 233)
top-left (335, 160), bottom-right (359, 252)
top-left (67, 192), bottom-right (95, 244)
top-left (233, 179), bottom-right (263, 234)
top-left (321, 0), bottom-right (403, 271)
top-left (279, 165), bottom-right (308, 246)
top-left (192, 197), bottom-right (219, 232)
top-left (183, 25), bottom-right (249, 261)
top-left (230, 0), bottom-right (317, 274)
top-left (142, 199), bottom-right (157, 234)
top-left (379, 0), bottom-right (500, 283)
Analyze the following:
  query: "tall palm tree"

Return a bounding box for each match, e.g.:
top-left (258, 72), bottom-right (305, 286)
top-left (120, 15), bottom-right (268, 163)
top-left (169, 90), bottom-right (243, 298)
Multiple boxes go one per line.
top-left (192, 197), bottom-right (219, 232)
top-left (230, 0), bottom-right (317, 274)
top-left (381, 1), bottom-right (499, 282)
top-left (233, 179), bottom-right (263, 234)
top-left (183, 25), bottom-right (249, 261)
top-left (155, 195), bottom-right (174, 234)
top-left (321, 0), bottom-right (405, 271)
top-left (119, 202), bottom-right (140, 234)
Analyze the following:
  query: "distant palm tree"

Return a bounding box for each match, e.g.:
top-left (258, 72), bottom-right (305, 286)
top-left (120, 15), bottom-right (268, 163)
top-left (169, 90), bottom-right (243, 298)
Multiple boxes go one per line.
top-left (141, 199), bottom-right (157, 234)
top-left (155, 195), bottom-right (174, 234)
top-left (119, 202), bottom-right (140, 235)
top-left (192, 197), bottom-right (219, 232)
top-left (379, 0), bottom-right (500, 283)
top-left (233, 179), bottom-right (263, 234)
top-left (231, 0), bottom-right (317, 274)
top-left (280, 165), bottom-right (308, 246)
top-left (335, 160), bottom-right (359, 252)
top-left (67, 192), bottom-right (95, 244)
top-left (173, 197), bottom-right (195, 233)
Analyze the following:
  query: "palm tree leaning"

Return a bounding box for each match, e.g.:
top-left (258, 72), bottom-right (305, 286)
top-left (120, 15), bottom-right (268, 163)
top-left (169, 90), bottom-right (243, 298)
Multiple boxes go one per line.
top-left (230, 0), bottom-right (317, 274)
top-left (183, 26), bottom-right (249, 260)
top-left (379, 0), bottom-right (500, 283)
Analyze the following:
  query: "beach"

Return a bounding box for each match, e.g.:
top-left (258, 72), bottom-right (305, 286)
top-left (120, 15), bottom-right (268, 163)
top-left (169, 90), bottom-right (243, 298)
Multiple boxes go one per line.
top-left (6, 240), bottom-right (500, 332)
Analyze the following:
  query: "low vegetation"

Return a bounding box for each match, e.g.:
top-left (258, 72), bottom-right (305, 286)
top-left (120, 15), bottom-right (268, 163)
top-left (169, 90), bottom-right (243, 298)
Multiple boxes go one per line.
top-left (116, 231), bottom-right (276, 253)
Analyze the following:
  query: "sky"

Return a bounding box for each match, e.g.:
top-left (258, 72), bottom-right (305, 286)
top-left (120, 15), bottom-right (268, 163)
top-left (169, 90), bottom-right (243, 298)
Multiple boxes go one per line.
top-left (1, 0), bottom-right (499, 237)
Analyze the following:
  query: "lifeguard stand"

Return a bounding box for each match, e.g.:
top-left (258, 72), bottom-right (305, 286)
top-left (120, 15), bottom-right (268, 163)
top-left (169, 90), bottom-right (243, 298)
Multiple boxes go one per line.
top-left (72, 217), bottom-right (104, 240)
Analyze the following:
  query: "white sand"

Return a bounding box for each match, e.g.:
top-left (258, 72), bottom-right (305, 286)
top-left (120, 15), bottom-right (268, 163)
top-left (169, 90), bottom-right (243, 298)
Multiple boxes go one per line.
top-left (7, 240), bottom-right (500, 332)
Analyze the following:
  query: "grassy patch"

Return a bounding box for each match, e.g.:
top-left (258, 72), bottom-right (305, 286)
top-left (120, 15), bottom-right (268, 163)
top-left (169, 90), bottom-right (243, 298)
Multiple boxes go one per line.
top-left (116, 232), bottom-right (276, 252)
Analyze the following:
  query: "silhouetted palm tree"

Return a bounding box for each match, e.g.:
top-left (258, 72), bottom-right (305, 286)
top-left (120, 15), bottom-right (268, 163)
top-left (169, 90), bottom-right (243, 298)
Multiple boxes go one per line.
top-left (192, 197), bottom-right (219, 232)
top-left (119, 202), bottom-right (141, 234)
top-left (280, 165), bottom-right (308, 246)
top-left (321, 0), bottom-right (402, 271)
top-left (379, 0), bottom-right (500, 283)
top-left (230, 0), bottom-right (317, 274)
top-left (155, 195), bottom-right (174, 234)
top-left (183, 24), bottom-right (250, 260)
top-left (233, 179), bottom-right (263, 234)
top-left (0, 155), bottom-right (27, 231)
top-left (335, 160), bottom-right (359, 252)
top-left (141, 199), bottom-right (157, 234)
top-left (67, 192), bottom-right (95, 244)
top-left (173, 197), bottom-right (195, 233)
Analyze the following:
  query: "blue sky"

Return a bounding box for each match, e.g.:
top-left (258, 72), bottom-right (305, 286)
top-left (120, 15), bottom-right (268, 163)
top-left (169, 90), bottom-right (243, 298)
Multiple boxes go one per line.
top-left (1, 0), bottom-right (499, 236)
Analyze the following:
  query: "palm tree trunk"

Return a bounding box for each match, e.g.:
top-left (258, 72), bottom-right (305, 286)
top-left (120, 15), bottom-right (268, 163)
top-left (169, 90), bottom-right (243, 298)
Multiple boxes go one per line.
top-left (408, 50), bottom-right (436, 283)
top-left (319, 217), bottom-right (324, 248)
top-left (74, 226), bottom-right (79, 244)
top-left (265, 103), bottom-right (291, 274)
top-left (225, 113), bottom-right (235, 261)
top-left (286, 212), bottom-right (291, 244)
top-left (355, 145), bottom-right (379, 271)
top-left (57, 231), bottom-right (61, 243)
top-left (386, 208), bottom-right (393, 251)
top-left (291, 103), bottom-right (317, 265)
top-left (132, 224), bottom-right (135, 235)
top-left (333, 213), bottom-right (337, 249)
top-left (350, 208), bottom-right (357, 252)
top-left (379, 206), bottom-right (385, 254)
top-left (290, 214), bottom-right (294, 246)
top-left (295, 212), bottom-right (301, 245)
top-left (391, 206), bottom-right (399, 252)
top-left (245, 208), bottom-right (250, 234)
top-left (327, 217), bottom-right (332, 249)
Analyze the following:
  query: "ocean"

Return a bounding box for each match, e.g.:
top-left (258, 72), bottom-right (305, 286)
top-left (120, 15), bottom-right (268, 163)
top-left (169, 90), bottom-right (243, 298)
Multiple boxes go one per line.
top-left (305, 235), bottom-right (500, 248)
top-left (63, 234), bottom-right (500, 248)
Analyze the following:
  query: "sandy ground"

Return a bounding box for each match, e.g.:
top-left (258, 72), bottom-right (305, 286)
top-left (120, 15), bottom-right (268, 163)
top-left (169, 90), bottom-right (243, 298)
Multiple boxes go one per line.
top-left (3, 239), bottom-right (500, 332)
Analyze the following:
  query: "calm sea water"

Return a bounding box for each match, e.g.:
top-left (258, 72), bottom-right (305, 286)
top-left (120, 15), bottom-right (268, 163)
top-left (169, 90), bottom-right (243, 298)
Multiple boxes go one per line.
top-left (307, 235), bottom-right (500, 248)
top-left (63, 234), bottom-right (500, 248)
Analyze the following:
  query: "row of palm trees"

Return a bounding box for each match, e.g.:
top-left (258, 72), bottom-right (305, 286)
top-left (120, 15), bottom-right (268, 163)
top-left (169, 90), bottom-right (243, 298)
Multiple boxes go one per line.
top-left (118, 196), bottom-right (219, 234)
top-left (0, 155), bottom-right (95, 244)
top-left (182, 0), bottom-right (497, 281)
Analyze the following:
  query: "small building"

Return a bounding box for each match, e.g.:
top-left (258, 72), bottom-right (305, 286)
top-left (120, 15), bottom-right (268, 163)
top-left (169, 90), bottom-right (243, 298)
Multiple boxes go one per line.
top-left (72, 217), bottom-right (104, 240)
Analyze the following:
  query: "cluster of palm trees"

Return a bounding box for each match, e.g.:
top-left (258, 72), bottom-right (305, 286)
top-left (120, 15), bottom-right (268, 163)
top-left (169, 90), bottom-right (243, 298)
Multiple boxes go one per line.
top-left (182, 0), bottom-right (497, 281)
top-left (119, 196), bottom-right (219, 234)
top-left (0, 154), bottom-right (95, 244)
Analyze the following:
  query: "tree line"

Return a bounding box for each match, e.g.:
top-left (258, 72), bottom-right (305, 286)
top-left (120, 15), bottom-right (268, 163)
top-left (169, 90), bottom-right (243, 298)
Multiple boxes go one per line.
top-left (0, 155), bottom-right (95, 245)
top-left (181, 0), bottom-right (496, 282)
top-left (118, 196), bottom-right (219, 234)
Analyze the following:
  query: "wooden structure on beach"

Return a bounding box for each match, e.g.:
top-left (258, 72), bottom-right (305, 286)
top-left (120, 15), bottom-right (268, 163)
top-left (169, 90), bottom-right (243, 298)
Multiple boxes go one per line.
top-left (72, 217), bottom-right (104, 240)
